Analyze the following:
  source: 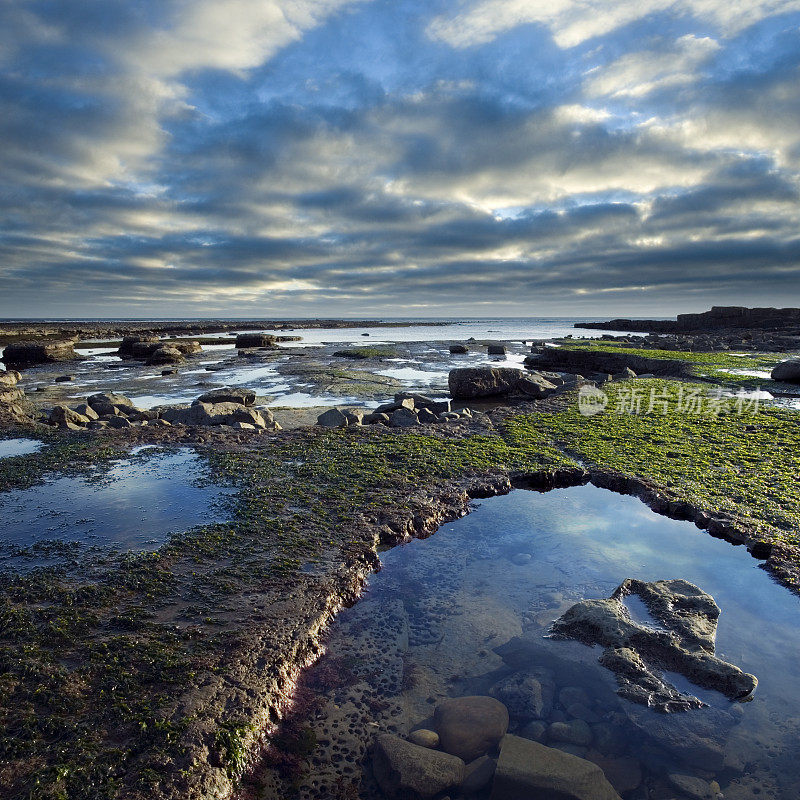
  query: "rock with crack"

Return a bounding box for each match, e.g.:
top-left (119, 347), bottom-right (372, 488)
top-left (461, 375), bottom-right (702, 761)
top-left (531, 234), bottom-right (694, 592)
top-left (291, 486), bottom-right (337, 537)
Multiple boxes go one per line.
top-left (550, 579), bottom-right (757, 712)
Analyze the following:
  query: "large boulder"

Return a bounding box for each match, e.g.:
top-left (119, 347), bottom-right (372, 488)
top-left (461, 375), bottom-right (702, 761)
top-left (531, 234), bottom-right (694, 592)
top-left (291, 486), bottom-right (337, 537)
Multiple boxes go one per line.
top-left (317, 408), bottom-right (350, 428)
top-left (433, 696), bottom-right (509, 762)
top-left (448, 367), bottom-right (526, 398)
top-left (235, 333), bottom-right (277, 348)
top-left (373, 734), bottom-right (464, 799)
top-left (489, 735), bottom-right (621, 800)
top-left (87, 392), bottom-right (138, 417)
top-left (195, 387), bottom-right (256, 406)
top-left (0, 370), bottom-right (32, 423)
top-left (771, 358), bottom-right (800, 383)
top-left (146, 346), bottom-right (184, 366)
top-left (2, 340), bottom-right (78, 367)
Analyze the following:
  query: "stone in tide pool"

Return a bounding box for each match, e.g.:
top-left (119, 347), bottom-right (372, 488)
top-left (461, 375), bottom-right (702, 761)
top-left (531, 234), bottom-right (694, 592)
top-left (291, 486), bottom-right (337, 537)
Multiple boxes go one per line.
top-left (373, 734), bottom-right (464, 799)
top-left (490, 734), bottom-right (621, 800)
top-left (434, 696), bottom-right (509, 762)
top-left (408, 729), bottom-right (439, 749)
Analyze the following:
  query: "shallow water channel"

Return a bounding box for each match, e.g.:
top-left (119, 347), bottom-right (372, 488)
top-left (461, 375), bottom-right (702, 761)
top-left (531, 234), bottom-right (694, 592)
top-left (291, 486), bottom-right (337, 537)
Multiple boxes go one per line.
top-left (0, 448), bottom-right (232, 567)
top-left (260, 485), bottom-right (800, 800)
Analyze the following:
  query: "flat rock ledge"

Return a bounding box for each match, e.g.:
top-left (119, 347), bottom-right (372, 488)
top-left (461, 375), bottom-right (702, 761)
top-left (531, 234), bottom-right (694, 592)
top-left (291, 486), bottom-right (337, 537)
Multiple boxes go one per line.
top-left (551, 579), bottom-right (757, 712)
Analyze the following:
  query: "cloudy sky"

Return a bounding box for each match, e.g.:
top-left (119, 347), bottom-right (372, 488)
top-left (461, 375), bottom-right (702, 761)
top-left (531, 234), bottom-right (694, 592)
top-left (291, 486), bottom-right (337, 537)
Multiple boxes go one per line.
top-left (1, 0), bottom-right (799, 318)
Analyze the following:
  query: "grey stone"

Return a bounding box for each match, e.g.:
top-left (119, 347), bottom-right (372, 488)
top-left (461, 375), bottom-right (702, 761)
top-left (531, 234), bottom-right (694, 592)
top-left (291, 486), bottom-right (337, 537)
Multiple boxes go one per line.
top-left (88, 392), bottom-right (134, 410)
top-left (317, 408), bottom-right (350, 428)
top-left (490, 735), bottom-right (621, 800)
top-left (373, 733), bottom-right (464, 800)
top-left (488, 344), bottom-right (507, 355)
top-left (449, 343), bottom-right (469, 354)
top-left (408, 729), bottom-right (439, 749)
top-left (146, 345), bottom-right (185, 366)
top-left (73, 403), bottom-right (99, 421)
top-left (434, 695), bottom-right (509, 762)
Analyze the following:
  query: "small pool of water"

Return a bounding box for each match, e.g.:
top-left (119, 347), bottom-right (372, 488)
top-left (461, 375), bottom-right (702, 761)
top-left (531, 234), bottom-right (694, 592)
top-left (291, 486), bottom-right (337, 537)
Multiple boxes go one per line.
top-left (0, 449), bottom-right (233, 563)
top-left (276, 485), bottom-right (800, 800)
top-left (0, 438), bottom-right (44, 459)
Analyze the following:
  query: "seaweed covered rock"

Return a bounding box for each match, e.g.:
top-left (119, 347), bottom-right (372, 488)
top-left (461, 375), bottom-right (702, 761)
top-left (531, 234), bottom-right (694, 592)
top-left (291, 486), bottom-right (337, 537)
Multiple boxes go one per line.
top-left (550, 579), bottom-right (757, 712)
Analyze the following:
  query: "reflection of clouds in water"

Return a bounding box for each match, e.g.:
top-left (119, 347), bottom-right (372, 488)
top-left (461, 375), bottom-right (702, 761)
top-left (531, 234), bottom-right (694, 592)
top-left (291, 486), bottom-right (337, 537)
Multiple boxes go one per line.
top-left (0, 450), bottom-right (232, 556)
top-left (0, 439), bottom-right (44, 459)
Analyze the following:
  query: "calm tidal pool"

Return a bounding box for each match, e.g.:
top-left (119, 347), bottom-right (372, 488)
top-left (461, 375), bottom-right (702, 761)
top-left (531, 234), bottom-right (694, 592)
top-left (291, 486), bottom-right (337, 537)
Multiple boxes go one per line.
top-left (262, 485), bottom-right (800, 800)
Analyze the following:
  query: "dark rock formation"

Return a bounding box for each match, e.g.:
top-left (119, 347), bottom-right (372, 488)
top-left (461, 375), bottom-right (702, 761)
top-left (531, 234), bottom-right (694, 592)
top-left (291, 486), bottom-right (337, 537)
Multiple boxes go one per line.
top-left (235, 333), bottom-right (277, 348)
top-left (578, 306), bottom-right (800, 334)
top-left (771, 358), bottom-right (800, 383)
top-left (551, 579), bottom-right (757, 712)
top-left (448, 367), bottom-right (558, 399)
top-left (195, 387), bottom-right (256, 406)
top-left (531, 348), bottom-right (689, 377)
top-left (2, 340), bottom-right (78, 367)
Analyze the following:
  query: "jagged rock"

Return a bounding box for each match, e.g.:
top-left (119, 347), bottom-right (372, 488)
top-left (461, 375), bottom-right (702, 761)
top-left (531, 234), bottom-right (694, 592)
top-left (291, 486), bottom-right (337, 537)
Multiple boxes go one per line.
top-left (49, 405), bottom-right (89, 428)
top-left (373, 734), bottom-right (464, 800)
top-left (517, 373), bottom-right (558, 397)
top-left (434, 696), bottom-right (509, 762)
top-left (771, 358), bottom-right (800, 383)
top-left (550, 579), bottom-right (757, 712)
top-left (106, 416), bottom-right (132, 429)
top-left (364, 412), bottom-right (390, 425)
top-left (87, 392), bottom-right (138, 417)
top-left (490, 735), bottom-right (621, 800)
top-left (343, 408), bottom-right (365, 426)
top-left (2, 340), bottom-right (78, 367)
top-left (146, 346), bottom-right (184, 366)
top-left (235, 333), bottom-right (277, 348)
top-left (195, 387), bottom-right (256, 406)
top-left (73, 403), bottom-right (99, 420)
top-left (417, 407), bottom-right (438, 424)
top-left (375, 397), bottom-right (415, 414)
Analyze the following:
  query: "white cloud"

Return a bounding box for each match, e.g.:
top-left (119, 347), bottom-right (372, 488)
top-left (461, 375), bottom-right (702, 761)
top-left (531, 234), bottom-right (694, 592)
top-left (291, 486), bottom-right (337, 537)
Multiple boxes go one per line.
top-left (427, 0), bottom-right (800, 49)
top-left (585, 35), bottom-right (720, 99)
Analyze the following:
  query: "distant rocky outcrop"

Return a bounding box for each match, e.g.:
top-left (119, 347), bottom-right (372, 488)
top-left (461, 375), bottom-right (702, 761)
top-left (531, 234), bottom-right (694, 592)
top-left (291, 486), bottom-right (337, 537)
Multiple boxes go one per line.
top-left (551, 579), bottom-right (757, 712)
top-left (2, 340), bottom-right (79, 367)
top-left (578, 306), bottom-right (800, 334)
top-left (235, 333), bottom-right (277, 349)
top-left (118, 336), bottom-right (200, 362)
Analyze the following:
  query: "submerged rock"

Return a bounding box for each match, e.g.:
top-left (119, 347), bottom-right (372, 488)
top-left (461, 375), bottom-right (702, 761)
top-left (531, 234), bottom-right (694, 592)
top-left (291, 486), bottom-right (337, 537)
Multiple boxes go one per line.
top-left (408, 729), bottom-right (439, 749)
top-left (550, 579), bottom-right (757, 712)
top-left (489, 734), bottom-right (621, 800)
top-left (373, 733), bottom-right (464, 799)
top-left (433, 695), bottom-right (509, 762)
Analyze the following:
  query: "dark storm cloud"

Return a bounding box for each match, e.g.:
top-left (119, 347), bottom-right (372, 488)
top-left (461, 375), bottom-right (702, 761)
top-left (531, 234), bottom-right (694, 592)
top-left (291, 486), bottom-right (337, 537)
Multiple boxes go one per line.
top-left (0, 0), bottom-right (799, 316)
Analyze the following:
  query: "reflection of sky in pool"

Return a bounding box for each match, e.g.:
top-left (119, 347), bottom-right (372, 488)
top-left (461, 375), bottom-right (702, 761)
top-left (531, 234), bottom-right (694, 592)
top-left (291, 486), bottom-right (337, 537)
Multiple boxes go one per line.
top-left (305, 484), bottom-right (800, 798)
top-left (0, 438), bottom-right (44, 459)
top-left (0, 449), bottom-right (232, 556)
